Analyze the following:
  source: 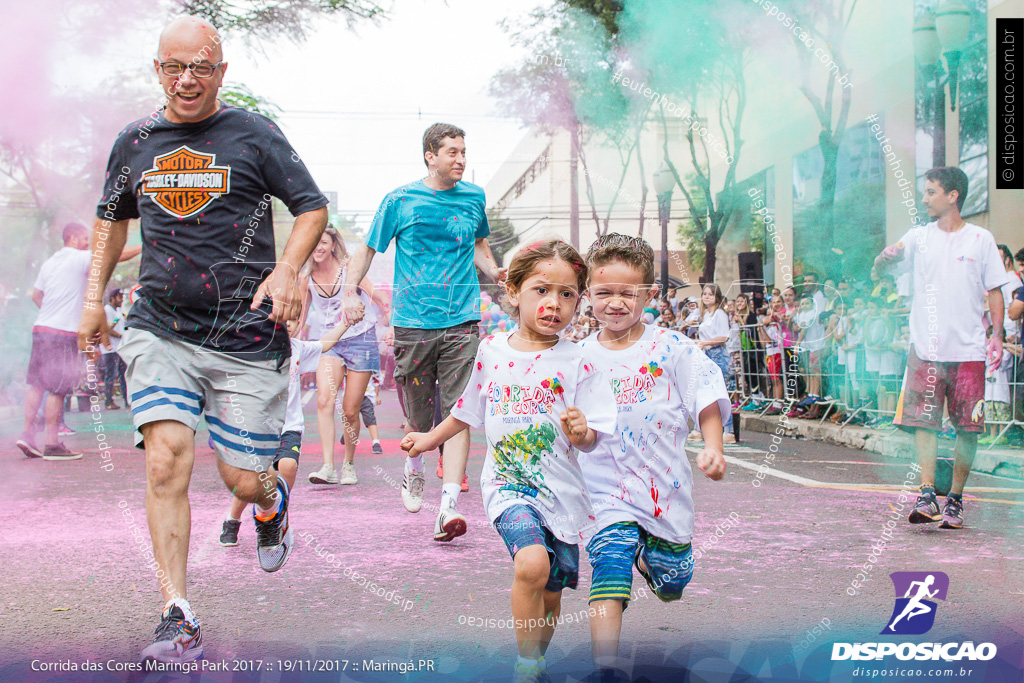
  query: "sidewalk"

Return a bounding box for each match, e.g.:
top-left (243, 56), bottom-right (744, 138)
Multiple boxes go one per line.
top-left (739, 411), bottom-right (1024, 482)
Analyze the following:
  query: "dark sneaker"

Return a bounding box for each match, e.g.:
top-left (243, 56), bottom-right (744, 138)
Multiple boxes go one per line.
top-left (16, 432), bottom-right (42, 458)
top-left (371, 442), bottom-right (383, 455)
top-left (219, 519), bottom-right (241, 546)
top-left (939, 497), bottom-right (964, 529)
top-left (254, 478), bottom-right (293, 572)
top-left (105, 400), bottom-right (121, 410)
top-left (42, 443), bottom-right (83, 461)
top-left (908, 493), bottom-right (942, 523)
top-left (140, 604), bottom-right (202, 663)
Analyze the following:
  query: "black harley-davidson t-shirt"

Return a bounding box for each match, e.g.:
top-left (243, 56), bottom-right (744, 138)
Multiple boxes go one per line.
top-left (96, 104), bottom-right (327, 362)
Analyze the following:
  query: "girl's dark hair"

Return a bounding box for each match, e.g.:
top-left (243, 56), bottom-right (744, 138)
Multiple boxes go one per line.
top-left (501, 239), bottom-right (588, 322)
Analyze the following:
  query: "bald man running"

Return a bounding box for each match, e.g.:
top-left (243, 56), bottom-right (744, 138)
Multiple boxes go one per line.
top-left (80, 16), bottom-right (327, 663)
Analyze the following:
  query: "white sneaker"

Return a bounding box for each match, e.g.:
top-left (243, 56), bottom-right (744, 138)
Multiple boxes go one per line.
top-left (688, 430), bottom-right (703, 441)
top-left (308, 464), bottom-right (338, 485)
top-left (339, 461), bottom-right (358, 485)
top-left (433, 500), bottom-right (467, 542)
top-left (723, 433), bottom-right (737, 444)
top-left (401, 470), bottom-right (425, 513)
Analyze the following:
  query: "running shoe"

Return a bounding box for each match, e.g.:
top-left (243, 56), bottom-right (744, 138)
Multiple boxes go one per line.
top-left (105, 400), bottom-right (121, 410)
top-left (433, 499), bottom-right (467, 542)
top-left (401, 470), bottom-right (425, 513)
top-left (437, 455), bottom-right (444, 479)
top-left (219, 519), bottom-right (241, 546)
top-left (371, 442), bottom-right (383, 455)
top-left (254, 478), bottom-right (293, 572)
top-left (939, 497), bottom-right (964, 529)
top-left (16, 432), bottom-right (42, 459)
top-left (513, 656), bottom-right (551, 683)
top-left (908, 492), bottom-right (942, 524)
top-left (688, 430), bottom-right (703, 441)
top-left (308, 464), bottom-right (338, 484)
top-left (42, 443), bottom-right (83, 461)
top-left (722, 433), bottom-right (737, 444)
top-left (764, 404), bottom-right (783, 416)
top-left (58, 423), bottom-right (75, 436)
top-left (582, 668), bottom-right (631, 683)
top-left (339, 461), bottom-right (358, 485)
top-left (140, 603), bottom-right (202, 664)
top-left (461, 474), bottom-right (469, 492)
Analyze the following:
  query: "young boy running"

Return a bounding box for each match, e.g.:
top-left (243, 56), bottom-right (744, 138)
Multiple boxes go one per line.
top-left (578, 234), bottom-right (730, 678)
top-left (220, 314), bottom-right (355, 546)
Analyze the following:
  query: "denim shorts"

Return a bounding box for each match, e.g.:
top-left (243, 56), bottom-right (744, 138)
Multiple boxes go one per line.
top-left (325, 328), bottom-right (380, 372)
top-left (494, 504), bottom-right (579, 592)
top-left (586, 522), bottom-right (693, 607)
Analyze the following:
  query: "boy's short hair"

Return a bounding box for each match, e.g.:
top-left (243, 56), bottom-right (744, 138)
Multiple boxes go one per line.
top-left (924, 166), bottom-right (969, 211)
top-left (585, 233), bottom-right (656, 286)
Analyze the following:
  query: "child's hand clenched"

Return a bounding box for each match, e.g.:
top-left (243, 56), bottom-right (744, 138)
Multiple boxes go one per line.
top-left (401, 432), bottom-right (431, 458)
top-left (696, 448), bottom-right (726, 481)
top-left (560, 406), bottom-right (594, 449)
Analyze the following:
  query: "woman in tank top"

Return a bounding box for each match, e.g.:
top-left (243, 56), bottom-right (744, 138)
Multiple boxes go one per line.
top-left (300, 226), bottom-right (390, 486)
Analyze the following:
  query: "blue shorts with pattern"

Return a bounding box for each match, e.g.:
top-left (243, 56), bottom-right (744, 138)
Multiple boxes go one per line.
top-left (494, 504), bottom-right (579, 592)
top-left (586, 522), bottom-right (694, 608)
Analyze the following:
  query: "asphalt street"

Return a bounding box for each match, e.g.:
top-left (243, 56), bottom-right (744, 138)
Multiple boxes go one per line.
top-left (3, 389), bottom-right (1023, 682)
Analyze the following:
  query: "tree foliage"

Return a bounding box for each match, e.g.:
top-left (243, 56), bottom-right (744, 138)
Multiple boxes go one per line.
top-left (176, 0), bottom-right (387, 45)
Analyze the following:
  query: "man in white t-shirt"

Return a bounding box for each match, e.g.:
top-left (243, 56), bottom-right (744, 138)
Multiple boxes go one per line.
top-left (16, 223), bottom-right (139, 461)
top-left (802, 272), bottom-right (827, 315)
top-left (875, 167), bottom-right (1010, 530)
top-left (101, 288), bottom-right (128, 410)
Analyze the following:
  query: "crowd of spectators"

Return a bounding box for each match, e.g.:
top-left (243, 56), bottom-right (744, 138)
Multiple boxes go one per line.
top-left (558, 245), bottom-right (1024, 446)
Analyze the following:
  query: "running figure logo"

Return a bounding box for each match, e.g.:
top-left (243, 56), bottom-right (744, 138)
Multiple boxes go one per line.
top-left (881, 571), bottom-right (949, 635)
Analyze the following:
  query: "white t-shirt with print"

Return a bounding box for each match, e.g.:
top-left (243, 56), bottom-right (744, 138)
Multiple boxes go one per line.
top-left (33, 247), bottom-right (92, 332)
top-left (578, 325), bottom-right (730, 544)
top-left (102, 303), bottom-right (126, 354)
top-left (697, 308), bottom-right (730, 342)
top-left (284, 339), bottom-right (324, 434)
top-left (450, 332), bottom-right (617, 542)
top-left (794, 309), bottom-right (825, 352)
top-left (897, 222), bottom-right (1011, 362)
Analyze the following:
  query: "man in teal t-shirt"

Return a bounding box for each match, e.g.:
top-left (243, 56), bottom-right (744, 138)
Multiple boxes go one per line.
top-left (343, 122), bottom-right (505, 543)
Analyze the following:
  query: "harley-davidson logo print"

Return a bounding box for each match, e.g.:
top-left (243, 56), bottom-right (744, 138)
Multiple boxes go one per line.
top-left (140, 146), bottom-right (231, 218)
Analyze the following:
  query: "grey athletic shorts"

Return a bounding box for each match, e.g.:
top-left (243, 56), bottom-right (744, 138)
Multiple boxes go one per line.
top-left (118, 328), bottom-right (288, 471)
top-left (392, 321), bottom-right (480, 433)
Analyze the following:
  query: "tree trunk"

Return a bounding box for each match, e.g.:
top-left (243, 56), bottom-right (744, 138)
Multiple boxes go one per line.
top-left (569, 125), bottom-right (580, 249)
top-left (818, 132), bottom-right (840, 255)
top-left (702, 232), bottom-right (718, 286)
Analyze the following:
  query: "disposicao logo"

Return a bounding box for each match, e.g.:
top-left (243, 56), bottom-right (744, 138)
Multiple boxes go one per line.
top-left (882, 571), bottom-right (948, 635)
top-left (832, 571), bottom-right (997, 662)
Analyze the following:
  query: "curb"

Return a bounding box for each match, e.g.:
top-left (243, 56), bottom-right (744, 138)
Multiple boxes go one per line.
top-left (739, 412), bottom-right (1024, 482)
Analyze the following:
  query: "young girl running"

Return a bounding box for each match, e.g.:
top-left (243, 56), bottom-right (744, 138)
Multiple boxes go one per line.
top-left (302, 226), bottom-right (389, 486)
top-left (578, 234), bottom-right (730, 678)
top-left (401, 240), bottom-right (616, 683)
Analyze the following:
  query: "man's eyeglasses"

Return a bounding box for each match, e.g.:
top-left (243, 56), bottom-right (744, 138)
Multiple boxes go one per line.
top-left (159, 61), bottom-right (223, 78)
top-left (586, 233), bottom-right (655, 261)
